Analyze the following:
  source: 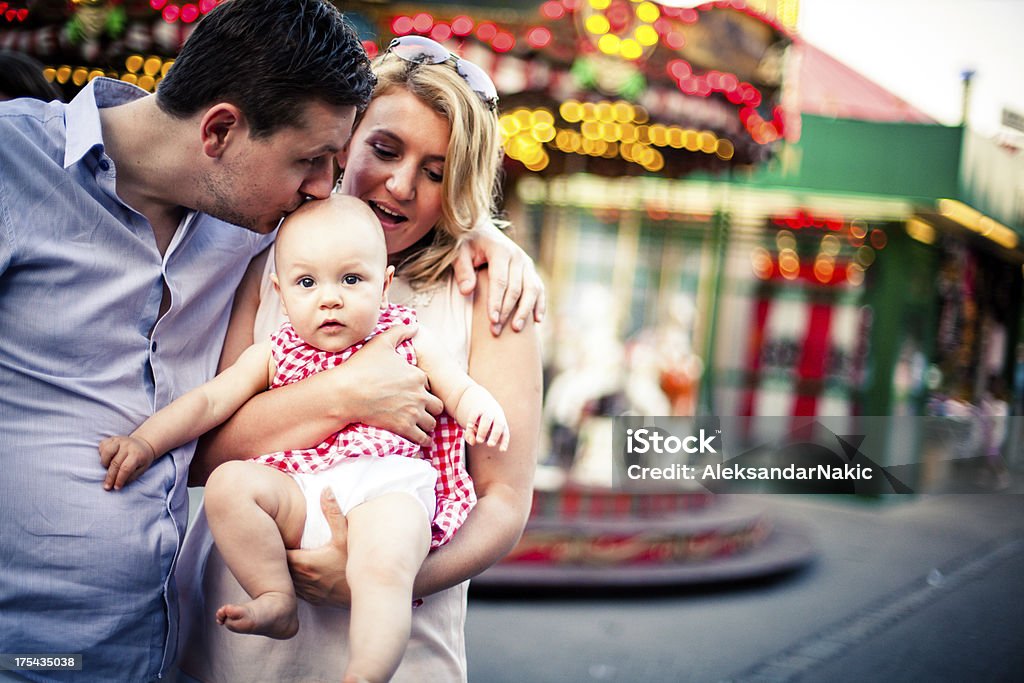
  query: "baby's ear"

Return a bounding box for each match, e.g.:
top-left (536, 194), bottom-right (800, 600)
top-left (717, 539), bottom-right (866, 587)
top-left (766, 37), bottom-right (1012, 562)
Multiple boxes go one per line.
top-left (381, 266), bottom-right (395, 308)
top-left (270, 273), bottom-right (288, 315)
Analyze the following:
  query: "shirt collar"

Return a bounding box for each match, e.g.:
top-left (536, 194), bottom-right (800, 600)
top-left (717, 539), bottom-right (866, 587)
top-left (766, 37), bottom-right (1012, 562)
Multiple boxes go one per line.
top-left (64, 77), bottom-right (149, 169)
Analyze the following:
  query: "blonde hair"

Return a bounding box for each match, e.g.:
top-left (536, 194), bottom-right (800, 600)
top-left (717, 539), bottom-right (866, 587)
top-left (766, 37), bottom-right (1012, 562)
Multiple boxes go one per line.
top-left (360, 55), bottom-right (504, 287)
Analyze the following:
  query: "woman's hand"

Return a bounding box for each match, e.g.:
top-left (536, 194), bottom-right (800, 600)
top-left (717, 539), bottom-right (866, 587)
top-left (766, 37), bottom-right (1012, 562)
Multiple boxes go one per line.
top-left (286, 487), bottom-right (352, 606)
top-left (453, 223), bottom-right (546, 336)
top-left (342, 324), bottom-right (443, 447)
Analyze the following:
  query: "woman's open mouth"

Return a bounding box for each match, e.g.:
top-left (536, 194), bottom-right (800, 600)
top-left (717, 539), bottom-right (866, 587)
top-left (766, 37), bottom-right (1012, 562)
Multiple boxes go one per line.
top-left (369, 200), bottom-right (408, 228)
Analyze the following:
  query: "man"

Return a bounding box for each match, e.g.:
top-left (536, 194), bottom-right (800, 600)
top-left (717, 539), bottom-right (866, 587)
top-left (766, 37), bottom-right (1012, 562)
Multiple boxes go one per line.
top-left (0, 1), bottom-right (539, 680)
top-left (0, 1), bottom-right (373, 679)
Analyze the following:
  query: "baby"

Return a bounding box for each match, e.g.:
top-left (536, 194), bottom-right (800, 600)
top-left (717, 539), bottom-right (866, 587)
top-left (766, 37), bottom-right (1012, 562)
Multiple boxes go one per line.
top-left (99, 194), bottom-right (508, 683)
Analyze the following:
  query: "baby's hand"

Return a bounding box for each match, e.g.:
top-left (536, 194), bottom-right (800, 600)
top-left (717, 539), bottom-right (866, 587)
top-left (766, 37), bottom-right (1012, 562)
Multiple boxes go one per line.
top-left (98, 435), bottom-right (158, 491)
top-left (460, 385), bottom-right (511, 452)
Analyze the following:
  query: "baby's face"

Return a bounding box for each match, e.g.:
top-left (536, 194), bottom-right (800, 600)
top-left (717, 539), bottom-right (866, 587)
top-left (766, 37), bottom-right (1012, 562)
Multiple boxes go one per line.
top-left (274, 204), bottom-right (390, 353)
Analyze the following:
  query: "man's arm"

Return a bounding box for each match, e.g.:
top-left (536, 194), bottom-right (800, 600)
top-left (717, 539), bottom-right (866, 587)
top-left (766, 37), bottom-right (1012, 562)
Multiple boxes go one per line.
top-left (452, 218), bottom-right (547, 336)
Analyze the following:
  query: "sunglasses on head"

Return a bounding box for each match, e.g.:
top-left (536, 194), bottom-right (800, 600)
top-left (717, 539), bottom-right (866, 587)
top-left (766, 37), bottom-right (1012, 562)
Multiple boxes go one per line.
top-left (384, 35), bottom-right (499, 112)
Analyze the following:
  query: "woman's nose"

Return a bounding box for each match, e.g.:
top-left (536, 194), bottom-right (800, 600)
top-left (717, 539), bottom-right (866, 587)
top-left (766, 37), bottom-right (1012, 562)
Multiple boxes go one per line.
top-left (385, 163), bottom-right (417, 201)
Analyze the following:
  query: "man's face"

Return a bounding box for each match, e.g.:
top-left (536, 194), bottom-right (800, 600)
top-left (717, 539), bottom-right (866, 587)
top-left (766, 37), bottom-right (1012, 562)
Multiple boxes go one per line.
top-left (200, 101), bottom-right (356, 234)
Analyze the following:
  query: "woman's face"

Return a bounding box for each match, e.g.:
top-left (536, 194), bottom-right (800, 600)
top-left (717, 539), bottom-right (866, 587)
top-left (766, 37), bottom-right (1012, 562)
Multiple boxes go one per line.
top-left (338, 88), bottom-right (452, 257)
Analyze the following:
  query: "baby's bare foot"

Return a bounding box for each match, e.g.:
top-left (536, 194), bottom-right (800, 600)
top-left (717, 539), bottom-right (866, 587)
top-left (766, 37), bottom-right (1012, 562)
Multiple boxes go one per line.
top-left (215, 591), bottom-right (298, 639)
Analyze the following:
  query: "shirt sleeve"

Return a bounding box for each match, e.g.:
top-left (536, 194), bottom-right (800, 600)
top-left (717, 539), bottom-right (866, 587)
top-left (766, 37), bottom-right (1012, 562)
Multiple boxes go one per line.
top-left (0, 169), bottom-right (16, 278)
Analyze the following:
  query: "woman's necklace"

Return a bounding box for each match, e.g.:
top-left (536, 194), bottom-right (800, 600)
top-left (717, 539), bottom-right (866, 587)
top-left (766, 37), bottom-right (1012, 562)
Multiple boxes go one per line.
top-left (395, 280), bottom-right (444, 311)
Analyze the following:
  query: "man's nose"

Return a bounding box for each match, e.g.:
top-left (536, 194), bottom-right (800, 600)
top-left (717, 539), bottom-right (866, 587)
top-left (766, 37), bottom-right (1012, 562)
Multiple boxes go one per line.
top-left (302, 161), bottom-right (335, 200)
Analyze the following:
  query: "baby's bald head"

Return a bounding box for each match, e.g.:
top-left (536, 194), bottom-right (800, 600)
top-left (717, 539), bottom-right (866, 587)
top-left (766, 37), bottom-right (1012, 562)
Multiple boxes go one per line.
top-left (275, 194), bottom-right (387, 273)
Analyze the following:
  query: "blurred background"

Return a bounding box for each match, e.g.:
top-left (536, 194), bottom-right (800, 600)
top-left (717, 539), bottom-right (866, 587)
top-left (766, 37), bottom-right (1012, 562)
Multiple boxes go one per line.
top-left (4, 0), bottom-right (1021, 475)
top-left (5, 1), bottom-right (1023, 679)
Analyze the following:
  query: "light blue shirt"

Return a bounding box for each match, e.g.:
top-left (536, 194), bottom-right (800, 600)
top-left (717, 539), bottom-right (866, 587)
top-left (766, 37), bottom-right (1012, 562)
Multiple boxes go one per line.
top-left (0, 79), bottom-right (273, 682)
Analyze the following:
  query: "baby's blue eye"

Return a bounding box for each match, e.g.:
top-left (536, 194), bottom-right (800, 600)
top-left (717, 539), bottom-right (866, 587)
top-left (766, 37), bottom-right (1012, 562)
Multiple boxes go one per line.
top-left (298, 277), bottom-right (315, 288)
top-left (343, 274), bottom-right (361, 285)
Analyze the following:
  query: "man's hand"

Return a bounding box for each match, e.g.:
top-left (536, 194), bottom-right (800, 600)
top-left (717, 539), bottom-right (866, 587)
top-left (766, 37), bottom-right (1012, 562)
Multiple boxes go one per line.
top-left (98, 435), bottom-right (157, 491)
top-left (340, 324), bottom-right (443, 447)
top-left (453, 223), bottom-right (546, 336)
top-left (287, 487), bottom-right (352, 606)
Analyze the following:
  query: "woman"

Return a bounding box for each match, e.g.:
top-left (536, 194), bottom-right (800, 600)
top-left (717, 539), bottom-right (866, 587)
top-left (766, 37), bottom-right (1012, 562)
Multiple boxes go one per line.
top-left (176, 37), bottom-right (543, 682)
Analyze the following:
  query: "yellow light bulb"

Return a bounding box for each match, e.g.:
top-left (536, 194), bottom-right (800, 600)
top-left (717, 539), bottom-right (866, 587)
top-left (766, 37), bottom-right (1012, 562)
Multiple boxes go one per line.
top-left (143, 57), bottom-right (162, 77)
top-left (635, 25), bottom-right (659, 47)
top-left (533, 109), bottom-right (555, 126)
top-left (586, 15), bottom-right (610, 35)
top-left (636, 2), bottom-right (660, 23)
top-left (598, 34), bottom-right (620, 55)
top-left (560, 101), bottom-right (582, 123)
top-left (620, 39), bottom-right (643, 60)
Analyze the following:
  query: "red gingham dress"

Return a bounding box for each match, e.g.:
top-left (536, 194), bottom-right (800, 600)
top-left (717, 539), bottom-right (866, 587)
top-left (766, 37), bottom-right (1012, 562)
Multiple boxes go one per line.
top-left (253, 304), bottom-right (476, 548)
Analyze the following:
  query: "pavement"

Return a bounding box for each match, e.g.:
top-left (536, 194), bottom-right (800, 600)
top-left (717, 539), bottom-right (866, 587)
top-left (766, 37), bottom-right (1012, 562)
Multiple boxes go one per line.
top-left (464, 487), bottom-right (1024, 682)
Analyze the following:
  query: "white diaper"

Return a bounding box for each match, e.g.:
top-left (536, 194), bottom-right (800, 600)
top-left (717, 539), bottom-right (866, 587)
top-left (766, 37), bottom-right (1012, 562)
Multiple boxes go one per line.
top-left (291, 456), bottom-right (438, 549)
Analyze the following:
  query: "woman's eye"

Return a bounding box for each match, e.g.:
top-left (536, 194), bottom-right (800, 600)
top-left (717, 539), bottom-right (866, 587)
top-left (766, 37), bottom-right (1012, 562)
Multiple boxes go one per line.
top-left (426, 168), bottom-right (444, 183)
top-left (298, 277), bottom-right (315, 288)
top-left (372, 144), bottom-right (398, 160)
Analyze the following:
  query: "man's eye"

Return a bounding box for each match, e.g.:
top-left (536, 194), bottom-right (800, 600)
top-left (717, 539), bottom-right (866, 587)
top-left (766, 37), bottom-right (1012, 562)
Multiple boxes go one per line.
top-left (298, 277), bottom-right (315, 288)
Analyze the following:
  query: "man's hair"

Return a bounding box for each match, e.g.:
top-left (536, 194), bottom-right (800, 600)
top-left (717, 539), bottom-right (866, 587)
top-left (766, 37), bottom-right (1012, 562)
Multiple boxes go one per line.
top-left (157, 0), bottom-right (375, 137)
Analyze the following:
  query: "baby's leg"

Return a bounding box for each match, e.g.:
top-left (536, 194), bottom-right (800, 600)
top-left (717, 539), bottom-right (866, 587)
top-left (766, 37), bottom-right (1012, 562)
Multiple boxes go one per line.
top-left (204, 460), bottom-right (307, 639)
top-left (344, 492), bottom-right (432, 683)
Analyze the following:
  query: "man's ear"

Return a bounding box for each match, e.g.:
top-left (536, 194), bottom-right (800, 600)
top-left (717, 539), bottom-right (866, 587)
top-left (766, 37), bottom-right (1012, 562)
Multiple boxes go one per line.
top-left (334, 139), bottom-right (351, 182)
top-left (381, 265), bottom-right (395, 308)
top-left (200, 103), bottom-right (247, 159)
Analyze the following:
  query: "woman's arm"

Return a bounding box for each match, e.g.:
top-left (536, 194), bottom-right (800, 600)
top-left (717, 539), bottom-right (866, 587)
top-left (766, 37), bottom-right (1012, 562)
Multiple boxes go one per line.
top-left (189, 250), bottom-right (443, 486)
top-left (411, 268), bottom-right (541, 596)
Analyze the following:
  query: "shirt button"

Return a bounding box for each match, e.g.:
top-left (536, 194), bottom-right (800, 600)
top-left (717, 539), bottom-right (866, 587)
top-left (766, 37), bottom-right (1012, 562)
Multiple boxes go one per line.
top-left (98, 159), bottom-right (111, 172)
top-left (151, 341), bottom-right (158, 353)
